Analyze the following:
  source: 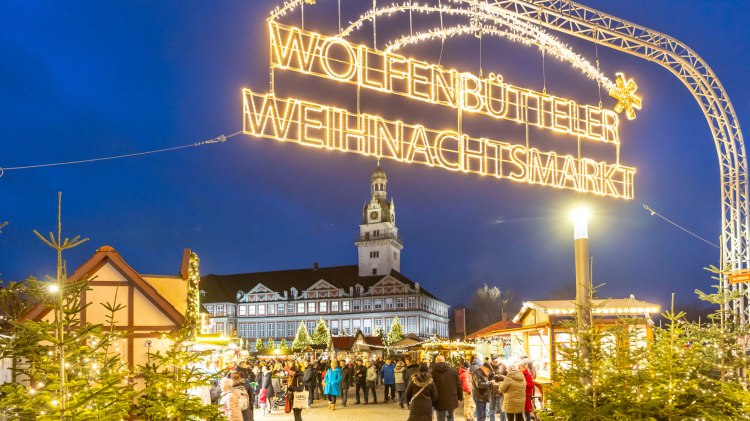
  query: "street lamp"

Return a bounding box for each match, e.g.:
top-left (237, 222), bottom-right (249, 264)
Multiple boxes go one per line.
top-left (570, 207), bottom-right (591, 331)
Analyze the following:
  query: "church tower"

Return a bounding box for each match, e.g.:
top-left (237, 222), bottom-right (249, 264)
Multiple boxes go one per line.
top-left (356, 163), bottom-right (403, 276)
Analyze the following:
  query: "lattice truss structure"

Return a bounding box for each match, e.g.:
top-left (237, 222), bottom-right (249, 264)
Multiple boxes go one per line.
top-left (270, 0), bottom-right (748, 323)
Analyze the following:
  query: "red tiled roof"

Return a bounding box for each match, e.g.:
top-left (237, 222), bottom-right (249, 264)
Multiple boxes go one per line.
top-left (363, 336), bottom-right (383, 346)
top-left (466, 320), bottom-right (521, 339)
top-left (331, 336), bottom-right (356, 350)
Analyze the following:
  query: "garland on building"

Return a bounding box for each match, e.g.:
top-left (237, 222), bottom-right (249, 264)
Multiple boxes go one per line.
top-left (184, 251), bottom-right (201, 339)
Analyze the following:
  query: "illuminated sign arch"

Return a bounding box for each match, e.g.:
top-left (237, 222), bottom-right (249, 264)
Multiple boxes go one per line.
top-left (248, 1), bottom-right (748, 320)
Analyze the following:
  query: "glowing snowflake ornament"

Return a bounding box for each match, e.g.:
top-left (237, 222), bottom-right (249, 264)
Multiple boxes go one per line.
top-left (609, 72), bottom-right (642, 120)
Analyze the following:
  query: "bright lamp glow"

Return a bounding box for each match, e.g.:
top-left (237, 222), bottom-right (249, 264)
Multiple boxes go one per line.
top-left (48, 284), bottom-right (59, 293)
top-left (571, 207), bottom-right (590, 239)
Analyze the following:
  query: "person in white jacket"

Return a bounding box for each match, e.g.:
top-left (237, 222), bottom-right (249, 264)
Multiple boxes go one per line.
top-left (220, 377), bottom-right (243, 421)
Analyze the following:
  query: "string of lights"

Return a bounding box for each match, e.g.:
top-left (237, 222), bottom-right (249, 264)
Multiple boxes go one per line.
top-left (0, 131), bottom-right (241, 178)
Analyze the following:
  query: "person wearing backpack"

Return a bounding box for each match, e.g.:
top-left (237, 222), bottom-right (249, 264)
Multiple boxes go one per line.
top-left (231, 372), bottom-right (254, 421)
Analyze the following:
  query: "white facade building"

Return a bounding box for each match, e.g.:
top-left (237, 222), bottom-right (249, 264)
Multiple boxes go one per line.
top-left (200, 164), bottom-right (450, 345)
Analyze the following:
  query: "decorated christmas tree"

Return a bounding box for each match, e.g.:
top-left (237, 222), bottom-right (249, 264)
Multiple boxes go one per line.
top-left (266, 337), bottom-right (276, 350)
top-left (255, 337), bottom-right (265, 352)
top-left (292, 321), bottom-right (312, 351)
top-left (135, 327), bottom-right (223, 420)
top-left (134, 251), bottom-right (223, 420)
top-left (0, 193), bottom-right (134, 420)
top-left (280, 338), bottom-right (289, 351)
top-left (387, 316), bottom-right (405, 344)
top-left (311, 318), bottom-right (331, 345)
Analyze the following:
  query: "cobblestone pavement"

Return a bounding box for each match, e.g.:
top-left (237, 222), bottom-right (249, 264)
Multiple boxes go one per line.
top-left (254, 386), bottom-right (470, 421)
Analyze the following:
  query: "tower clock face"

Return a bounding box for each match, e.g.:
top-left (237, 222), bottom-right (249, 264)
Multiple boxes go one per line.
top-left (370, 211), bottom-right (378, 220)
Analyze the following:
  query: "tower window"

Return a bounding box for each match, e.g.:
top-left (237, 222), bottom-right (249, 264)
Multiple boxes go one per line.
top-left (370, 251), bottom-right (380, 258)
top-left (372, 268), bottom-right (377, 275)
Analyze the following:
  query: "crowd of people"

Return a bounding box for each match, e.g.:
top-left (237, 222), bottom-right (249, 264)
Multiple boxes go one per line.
top-left (207, 353), bottom-right (539, 421)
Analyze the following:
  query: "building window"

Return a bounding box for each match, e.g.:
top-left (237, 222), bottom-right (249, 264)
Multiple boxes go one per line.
top-left (269, 323), bottom-right (275, 338)
top-left (363, 319), bottom-right (372, 335)
top-left (268, 304), bottom-right (275, 315)
top-left (396, 298), bottom-right (404, 309)
top-left (353, 300), bottom-right (361, 311)
top-left (287, 322), bottom-right (295, 337)
top-left (374, 318), bottom-right (383, 332)
top-left (407, 317), bottom-right (416, 334)
top-left (353, 319), bottom-right (361, 333)
top-left (343, 319), bottom-right (351, 335)
top-left (331, 320), bottom-right (339, 336)
top-left (206, 305), bottom-right (213, 313)
top-left (277, 322), bottom-right (284, 337)
top-left (331, 301), bottom-right (339, 312)
top-left (258, 305), bottom-right (266, 316)
top-left (239, 305), bottom-right (247, 316)
top-left (278, 303), bottom-right (285, 315)
top-left (407, 297), bottom-right (416, 308)
top-left (248, 305), bottom-right (256, 316)
top-left (342, 301), bottom-right (350, 311)
top-left (372, 268), bottom-right (377, 275)
top-left (319, 302), bottom-right (327, 313)
top-left (288, 303), bottom-right (295, 314)
top-left (297, 302), bottom-right (305, 314)
top-left (216, 322), bottom-right (225, 334)
top-left (249, 323), bottom-right (256, 338)
top-left (238, 323), bottom-right (247, 338)
top-left (369, 251), bottom-right (379, 258)
top-left (258, 323), bottom-right (266, 338)
top-left (385, 318), bottom-right (392, 333)
top-left (374, 299), bottom-right (383, 310)
top-left (385, 298), bottom-right (393, 309)
top-left (308, 302), bottom-right (316, 314)
top-left (307, 321), bottom-right (315, 335)
top-left (217, 305), bottom-right (225, 315)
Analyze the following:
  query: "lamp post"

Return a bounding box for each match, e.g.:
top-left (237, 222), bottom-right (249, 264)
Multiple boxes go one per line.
top-left (571, 208), bottom-right (592, 331)
top-left (571, 208), bottom-right (592, 385)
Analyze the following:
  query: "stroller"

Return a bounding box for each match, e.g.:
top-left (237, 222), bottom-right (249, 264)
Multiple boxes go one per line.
top-left (271, 377), bottom-right (289, 410)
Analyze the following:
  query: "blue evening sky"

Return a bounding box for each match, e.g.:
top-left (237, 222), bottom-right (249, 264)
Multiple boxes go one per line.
top-left (1, 1), bottom-right (748, 313)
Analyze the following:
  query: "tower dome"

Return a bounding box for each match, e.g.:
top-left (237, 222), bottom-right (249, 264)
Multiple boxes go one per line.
top-left (370, 162), bottom-right (388, 199)
top-left (370, 163), bottom-right (387, 182)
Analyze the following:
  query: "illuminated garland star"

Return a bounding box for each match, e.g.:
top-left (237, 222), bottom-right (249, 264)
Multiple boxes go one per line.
top-left (609, 72), bottom-right (642, 120)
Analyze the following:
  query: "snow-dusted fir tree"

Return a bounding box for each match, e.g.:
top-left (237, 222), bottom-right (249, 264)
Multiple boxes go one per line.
top-left (387, 316), bottom-right (405, 344)
top-left (311, 318), bottom-right (331, 345)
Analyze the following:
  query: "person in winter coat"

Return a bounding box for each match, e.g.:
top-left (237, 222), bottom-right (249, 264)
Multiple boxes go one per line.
top-left (518, 362), bottom-right (535, 421)
top-left (472, 363), bottom-right (493, 421)
top-left (354, 360), bottom-right (367, 404)
top-left (489, 356), bottom-right (508, 421)
top-left (287, 365), bottom-right (305, 421)
top-left (260, 367), bottom-right (275, 415)
top-left (303, 362), bottom-right (317, 406)
top-left (365, 360), bottom-right (378, 404)
top-left (340, 362), bottom-right (354, 407)
top-left (394, 360), bottom-right (407, 408)
top-left (380, 358), bottom-right (396, 401)
top-left (431, 355), bottom-right (463, 421)
top-left (459, 361), bottom-right (476, 421)
top-left (402, 358), bottom-right (420, 406)
top-left (323, 360), bottom-right (342, 410)
top-left (220, 377), bottom-right (243, 421)
top-left (405, 363), bottom-right (439, 421)
top-left (315, 361), bottom-right (326, 400)
top-left (231, 372), bottom-right (254, 421)
top-left (470, 357), bottom-right (483, 375)
top-left (498, 365), bottom-right (526, 421)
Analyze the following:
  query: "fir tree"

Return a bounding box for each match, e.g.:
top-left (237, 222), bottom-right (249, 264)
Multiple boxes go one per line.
top-left (266, 337), bottom-right (275, 350)
top-left (134, 251), bottom-right (223, 420)
top-left (255, 337), bottom-right (265, 352)
top-left (387, 316), bottom-right (405, 344)
top-left (311, 318), bottom-right (330, 345)
top-left (280, 338), bottom-right (289, 351)
top-left (292, 322), bottom-right (311, 351)
top-left (0, 193), bottom-right (134, 420)
top-left (134, 327), bottom-right (223, 420)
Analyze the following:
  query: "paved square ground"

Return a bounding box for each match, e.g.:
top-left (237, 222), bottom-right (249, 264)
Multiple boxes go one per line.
top-left (255, 386), bottom-right (471, 421)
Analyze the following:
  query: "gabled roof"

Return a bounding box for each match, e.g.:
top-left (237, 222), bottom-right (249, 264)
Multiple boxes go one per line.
top-left (513, 298), bottom-right (660, 323)
top-left (466, 320), bottom-right (522, 339)
top-left (22, 246), bottom-right (185, 326)
top-left (201, 265), bottom-right (441, 303)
